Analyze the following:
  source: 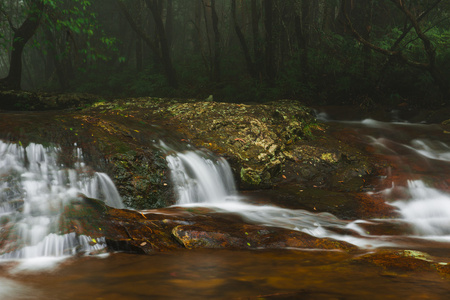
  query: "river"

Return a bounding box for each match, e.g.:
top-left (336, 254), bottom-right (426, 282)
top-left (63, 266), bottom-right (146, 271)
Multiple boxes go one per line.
top-left (1, 111), bottom-right (450, 299)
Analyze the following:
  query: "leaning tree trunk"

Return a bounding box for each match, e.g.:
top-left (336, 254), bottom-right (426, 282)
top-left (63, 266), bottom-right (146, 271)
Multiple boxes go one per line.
top-left (0, 0), bottom-right (45, 91)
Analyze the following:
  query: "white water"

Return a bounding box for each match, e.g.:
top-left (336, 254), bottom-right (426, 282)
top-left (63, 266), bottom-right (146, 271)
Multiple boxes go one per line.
top-left (166, 150), bottom-right (238, 204)
top-left (165, 119), bottom-right (450, 248)
top-left (361, 120), bottom-right (450, 239)
top-left (0, 141), bottom-right (123, 262)
top-left (165, 148), bottom-right (395, 248)
top-left (391, 181), bottom-right (450, 239)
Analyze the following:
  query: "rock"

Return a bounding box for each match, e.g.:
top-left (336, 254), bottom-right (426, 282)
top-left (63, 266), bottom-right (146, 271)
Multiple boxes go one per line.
top-left (85, 97), bottom-right (378, 191)
top-left (57, 199), bottom-right (358, 254)
top-left (172, 222), bottom-right (357, 251)
top-left (352, 249), bottom-right (450, 276)
top-left (1, 96), bottom-right (386, 208)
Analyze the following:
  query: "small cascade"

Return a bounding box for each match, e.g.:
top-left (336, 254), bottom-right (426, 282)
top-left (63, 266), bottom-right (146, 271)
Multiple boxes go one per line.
top-left (346, 119), bottom-right (450, 241)
top-left (391, 180), bottom-right (450, 239)
top-left (0, 140), bottom-right (123, 260)
top-left (165, 149), bottom-right (238, 204)
top-left (164, 146), bottom-right (391, 248)
top-left (164, 118), bottom-right (450, 248)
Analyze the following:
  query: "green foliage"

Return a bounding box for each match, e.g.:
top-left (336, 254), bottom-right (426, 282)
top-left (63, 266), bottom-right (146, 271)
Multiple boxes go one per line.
top-left (43, 0), bottom-right (119, 64)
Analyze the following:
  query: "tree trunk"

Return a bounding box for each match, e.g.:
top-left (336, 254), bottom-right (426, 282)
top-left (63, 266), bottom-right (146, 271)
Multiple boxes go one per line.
top-left (210, 0), bottom-right (221, 82)
top-left (136, 37), bottom-right (143, 72)
top-left (44, 27), bottom-right (70, 89)
top-left (322, 0), bottom-right (336, 32)
top-left (165, 0), bottom-right (174, 48)
top-left (232, 0), bottom-right (256, 79)
top-left (294, 0), bottom-right (311, 79)
top-left (251, 0), bottom-right (263, 77)
top-left (0, 0), bottom-right (45, 90)
top-left (146, 0), bottom-right (178, 88)
top-left (264, 0), bottom-right (275, 84)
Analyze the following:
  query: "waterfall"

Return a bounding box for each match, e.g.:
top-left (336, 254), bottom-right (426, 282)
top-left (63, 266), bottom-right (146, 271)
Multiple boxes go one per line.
top-left (163, 119), bottom-right (450, 248)
top-left (165, 149), bottom-right (238, 204)
top-left (0, 140), bottom-right (123, 260)
top-left (163, 146), bottom-right (392, 248)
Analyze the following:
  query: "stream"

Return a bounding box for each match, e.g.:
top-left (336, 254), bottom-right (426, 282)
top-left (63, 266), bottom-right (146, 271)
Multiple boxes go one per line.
top-left (1, 111), bottom-right (450, 299)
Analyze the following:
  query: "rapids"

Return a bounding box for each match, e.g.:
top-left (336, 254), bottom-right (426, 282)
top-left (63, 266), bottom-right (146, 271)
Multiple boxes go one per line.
top-left (163, 121), bottom-right (450, 248)
top-left (1, 113), bottom-right (450, 299)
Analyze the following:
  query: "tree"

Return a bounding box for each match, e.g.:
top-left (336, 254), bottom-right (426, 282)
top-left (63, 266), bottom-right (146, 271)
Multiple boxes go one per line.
top-left (118, 0), bottom-right (178, 88)
top-left (232, 0), bottom-right (257, 78)
top-left (341, 0), bottom-right (449, 101)
top-left (264, 0), bottom-right (275, 84)
top-left (210, 0), bottom-right (221, 82)
top-left (0, 0), bottom-right (119, 92)
top-left (0, 0), bottom-right (45, 90)
top-left (145, 0), bottom-right (178, 87)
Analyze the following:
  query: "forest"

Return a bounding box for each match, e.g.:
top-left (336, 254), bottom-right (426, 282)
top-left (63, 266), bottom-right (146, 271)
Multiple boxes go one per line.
top-left (1, 0), bottom-right (449, 108)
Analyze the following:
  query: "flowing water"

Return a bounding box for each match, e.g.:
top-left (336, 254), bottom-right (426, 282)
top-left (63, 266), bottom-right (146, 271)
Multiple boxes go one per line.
top-left (163, 125), bottom-right (450, 249)
top-left (0, 141), bottom-right (123, 262)
top-left (1, 115), bottom-right (450, 299)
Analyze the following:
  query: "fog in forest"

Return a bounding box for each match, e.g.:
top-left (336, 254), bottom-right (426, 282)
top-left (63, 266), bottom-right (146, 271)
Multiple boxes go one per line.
top-left (1, 0), bottom-right (449, 106)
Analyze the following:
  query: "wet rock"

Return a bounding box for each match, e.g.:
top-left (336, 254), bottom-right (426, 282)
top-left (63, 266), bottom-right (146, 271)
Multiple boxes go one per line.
top-left (59, 198), bottom-right (357, 254)
top-left (1, 96), bottom-right (386, 209)
top-left (243, 185), bottom-right (397, 220)
top-left (109, 151), bottom-right (174, 209)
top-left (351, 249), bottom-right (450, 274)
top-left (170, 221), bottom-right (356, 251)
top-left (0, 111), bottom-right (175, 209)
top-left (87, 97), bottom-right (379, 191)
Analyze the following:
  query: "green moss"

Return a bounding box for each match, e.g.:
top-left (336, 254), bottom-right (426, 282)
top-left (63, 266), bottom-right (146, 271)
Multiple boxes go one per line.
top-left (240, 167), bottom-right (262, 186)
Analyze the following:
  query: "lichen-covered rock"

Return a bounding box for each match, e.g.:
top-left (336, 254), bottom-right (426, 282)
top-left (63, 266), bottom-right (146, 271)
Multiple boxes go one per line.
top-left (1, 95), bottom-right (384, 208)
top-left (86, 97), bottom-right (381, 191)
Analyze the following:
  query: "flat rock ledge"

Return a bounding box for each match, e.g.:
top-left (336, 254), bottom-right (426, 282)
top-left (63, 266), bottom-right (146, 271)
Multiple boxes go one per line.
top-left (59, 198), bottom-right (357, 254)
top-left (88, 97), bottom-right (382, 191)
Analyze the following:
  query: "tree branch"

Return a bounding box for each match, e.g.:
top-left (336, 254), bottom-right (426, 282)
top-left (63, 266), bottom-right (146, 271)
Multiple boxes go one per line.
top-left (390, 0), bottom-right (441, 51)
top-left (390, 0), bottom-right (439, 68)
top-left (0, 6), bottom-right (17, 32)
top-left (340, 0), bottom-right (428, 70)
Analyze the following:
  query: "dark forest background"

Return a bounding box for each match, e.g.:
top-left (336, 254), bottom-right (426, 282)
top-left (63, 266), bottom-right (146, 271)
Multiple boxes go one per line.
top-left (1, 0), bottom-right (449, 108)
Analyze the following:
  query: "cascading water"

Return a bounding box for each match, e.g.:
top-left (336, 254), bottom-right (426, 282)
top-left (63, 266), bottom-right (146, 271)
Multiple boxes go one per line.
top-left (0, 140), bottom-right (123, 261)
top-left (391, 180), bottom-right (450, 239)
top-left (164, 117), bottom-right (450, 248)
top-left (324, 117), bottom-right (450, 243)
top-left (164, 145), bottom-right (386, 248)
top-left (166, 149), bottom-right (238, 204)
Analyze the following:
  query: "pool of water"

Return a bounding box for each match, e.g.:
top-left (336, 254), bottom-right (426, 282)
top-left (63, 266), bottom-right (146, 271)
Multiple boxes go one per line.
top-left (1, 249), bottom-right (449, 300)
